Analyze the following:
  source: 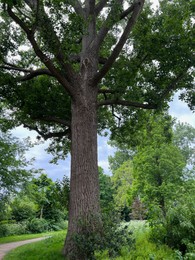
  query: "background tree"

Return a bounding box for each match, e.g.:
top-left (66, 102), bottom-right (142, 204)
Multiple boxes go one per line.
top-left (98, 166), bottom-right (114, 214)
top-left (0, 129), bottom-right (32, 220)
top-left (173, 122), bottom-right (195, 165)
top-left (22, 173), bottom-right (68, 222)
top-left (0, 0), bottom-right (194, 257)
top-left (111, 160), bottom-right (133, 221)
top-left (11, 196), bottom-right (37, 222)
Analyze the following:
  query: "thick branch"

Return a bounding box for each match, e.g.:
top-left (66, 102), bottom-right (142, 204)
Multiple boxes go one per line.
top-left (160, 73), bottom-right (186, 100)
top-left (94, 0), bottom-right (123, 49)
top-left (98, 99), bottom-right (157, 109)
top-left (31, 116), bottom-right (71, 127)
top-left (120, 4), bottom-right (135, 20)
top-left (23, 123), bottom-right (70, 140)
top-left (36, 4), bottom-right (75, 82)
top-left (94, 0), bottom-right (145, 84)
top-left (20, 68), bottom-right (54, 81)
top-left (95, 0), bottom-right (107, 15)
top-left (1, 65), bottom-right (54, 81)
top-left (41, 130), bottom-right (70, 140)
top-left (86, 0), bottom-right (95, 15)
top-left (68, 0), bottom-right (84, 16)
top-left (7, 7), bottom-right (74, 96)
top-left (0, 65), bottom-right (30, 73)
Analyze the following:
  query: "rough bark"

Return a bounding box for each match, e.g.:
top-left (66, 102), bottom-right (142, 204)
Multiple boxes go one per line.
top-left (63, 85), bottom-right (101, 259)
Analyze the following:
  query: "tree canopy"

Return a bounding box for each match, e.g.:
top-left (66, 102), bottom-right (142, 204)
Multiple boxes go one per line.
top-left (0, 0), bottom-right (194, 149)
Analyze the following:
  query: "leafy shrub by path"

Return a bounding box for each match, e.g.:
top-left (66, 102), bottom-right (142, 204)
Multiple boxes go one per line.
top-left (72, 213), bottom-right (135, 260)
top-left (27, 218), bottom-right (49, 233)
top-left (49, 220), bottom-right (68, 231)
top-left (0, 219), bottom-right (68, 237)
top-left (0, 222), bottom-right (29, 237)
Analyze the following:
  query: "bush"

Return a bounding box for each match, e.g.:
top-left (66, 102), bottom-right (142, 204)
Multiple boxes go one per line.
top-left (0, 222), bottom-right (28, 237)
top-left (49, 220), bottom-right (68, 231)
top-left (71, 213), bottom-right (134, 260)
top-left (27, 218), bottom-right (49, 233)
top-left (149, 198), bottom-right (195, 255)
top-left (11, 199), bottom-right (37, 222)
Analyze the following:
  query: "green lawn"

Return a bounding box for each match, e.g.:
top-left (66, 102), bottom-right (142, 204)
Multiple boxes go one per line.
top-left (3, 231), bottom-right (66, 260)
top-left (0, 230), bottom-right (65, 244)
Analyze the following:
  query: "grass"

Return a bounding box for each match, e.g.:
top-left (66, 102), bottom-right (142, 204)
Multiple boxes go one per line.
top-left (3, 231), bottom-right (66, 260)
top-left (0, 230), bottom-right (65, 244)
top-left (2, 221), bottom-right (176, 260)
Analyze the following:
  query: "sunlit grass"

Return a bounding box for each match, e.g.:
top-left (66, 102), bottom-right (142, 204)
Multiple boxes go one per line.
top-left (0, 230), bottom-right (65, 244)
top-left (3, 231), bottom-right (66, 260)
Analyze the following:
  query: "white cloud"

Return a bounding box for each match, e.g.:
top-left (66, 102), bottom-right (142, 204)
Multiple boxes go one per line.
top-left (169, 93), bottom-right (195, 127)
top-left (98, 159), bottom-right (111, 175)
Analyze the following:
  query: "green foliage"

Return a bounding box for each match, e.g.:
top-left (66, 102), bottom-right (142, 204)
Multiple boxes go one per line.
top-left (27, 218), bottom-right (49, 234)
top-left (72, 213), bottom-right (134, 260)
top-left (0, 130), bottom-right (32, 197)
top-left (11, 198), bottom-right (37, 222)
top-left (111, 160), bottom-right (133, 220)
top-left (0, 222), bottom-right (29, 237)
top-left (173, 122), bottom-right (195, 165)
top-left (22, 173), bottom-right (68, 221)
top-left (150, 185), bottom-right (195, 255)
top-left (112, 160), bottom-right (133, 206)
top-left (109, 115), bottom-right (195, 257)
top-left (0, 173), bottom-right (69, 237)
top-left (49, 220), bottom-right (68, 232)
top-left (93, 221), bottom-right (176, 260)
top-left (98, 167), bottom-right (114, 213)
top-left (54, 175), bottom-right (70, 213)
top-left (108, 149), bottom-right (132, 173)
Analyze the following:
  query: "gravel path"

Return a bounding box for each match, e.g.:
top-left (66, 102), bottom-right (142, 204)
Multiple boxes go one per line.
top-left (0, 237), bottom-right (49, 260)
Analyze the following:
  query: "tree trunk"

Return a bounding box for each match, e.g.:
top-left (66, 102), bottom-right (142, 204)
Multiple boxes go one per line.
top-left (40, 206), bottom-right (43, 219)
top-left (63, 86), bottom-right (101, 259)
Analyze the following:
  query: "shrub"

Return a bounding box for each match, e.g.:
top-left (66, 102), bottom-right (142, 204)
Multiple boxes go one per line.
top-left (27, 218), bottom-right (49, 233)
top-left (11, 199), bottom-right (37, 222)
top-left (149, 197), bottom-right (195, 255)
top-left (0, 222), bottom-right (28, 237)
top-left (71, 213), bottom-right (134, 260)
top-left (49, 220), bottom-right (68, 231)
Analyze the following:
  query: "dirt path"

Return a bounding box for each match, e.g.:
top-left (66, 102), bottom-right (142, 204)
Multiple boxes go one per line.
top-left (0, 237), bottom-right (49, 260)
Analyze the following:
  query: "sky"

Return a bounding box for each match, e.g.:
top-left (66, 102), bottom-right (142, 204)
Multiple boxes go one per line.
top-left (12, 93), bottom-right (195, 181)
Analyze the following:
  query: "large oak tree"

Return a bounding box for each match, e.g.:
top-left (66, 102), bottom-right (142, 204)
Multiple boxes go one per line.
top-left (0, 0), bottom-right (194, 258)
